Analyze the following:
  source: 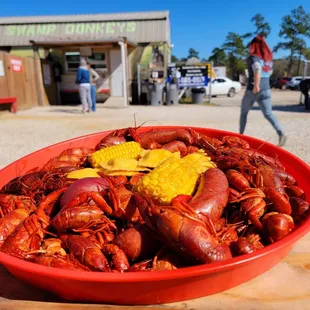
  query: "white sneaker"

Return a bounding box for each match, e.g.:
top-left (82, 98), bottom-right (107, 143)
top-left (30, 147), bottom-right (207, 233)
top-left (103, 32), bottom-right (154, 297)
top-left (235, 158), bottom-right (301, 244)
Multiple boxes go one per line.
top-left (278, 135), bottom-right (287, 147)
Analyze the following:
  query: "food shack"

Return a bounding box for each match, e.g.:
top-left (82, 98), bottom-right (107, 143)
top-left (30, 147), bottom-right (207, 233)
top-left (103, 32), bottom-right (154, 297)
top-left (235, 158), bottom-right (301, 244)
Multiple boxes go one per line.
top-left (0, 11), bottom-right (171, 108)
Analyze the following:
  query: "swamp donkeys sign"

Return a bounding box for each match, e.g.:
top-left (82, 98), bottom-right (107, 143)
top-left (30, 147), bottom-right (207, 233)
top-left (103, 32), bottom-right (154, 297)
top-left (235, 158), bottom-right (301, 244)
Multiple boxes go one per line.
top-left (0, 21), bottom-right (138, 45)
top-left (5, 22), bottom-right (137, 37)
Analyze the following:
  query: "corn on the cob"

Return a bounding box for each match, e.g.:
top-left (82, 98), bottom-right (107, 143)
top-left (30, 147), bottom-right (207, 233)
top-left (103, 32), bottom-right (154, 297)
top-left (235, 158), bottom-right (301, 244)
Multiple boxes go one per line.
top-left (134, 156), bottom-right (198, 205)
top-left (100, 158), bottom-right (150, 172)
top-left (88, 142), bottom-right (142, 168)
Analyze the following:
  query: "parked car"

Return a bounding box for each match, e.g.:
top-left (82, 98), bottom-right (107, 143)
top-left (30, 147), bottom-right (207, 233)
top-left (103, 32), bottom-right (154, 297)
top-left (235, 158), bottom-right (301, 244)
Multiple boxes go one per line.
top-left (272, 77), bottom-right (292, 89)
top-left (205, 77), bottom-right (242, 97)
top-left (287, 76), bottom-right (310, 90)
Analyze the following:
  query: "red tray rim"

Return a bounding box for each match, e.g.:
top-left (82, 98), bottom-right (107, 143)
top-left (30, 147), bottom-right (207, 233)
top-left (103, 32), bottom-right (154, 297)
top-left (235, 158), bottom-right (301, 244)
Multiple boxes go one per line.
top-left (0, 125), bottom-right (309, 282)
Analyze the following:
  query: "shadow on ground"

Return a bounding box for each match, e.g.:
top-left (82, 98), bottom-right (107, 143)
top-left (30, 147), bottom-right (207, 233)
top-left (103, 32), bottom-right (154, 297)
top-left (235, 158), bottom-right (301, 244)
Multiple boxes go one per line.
top-left (47, 108), bottom-right (83, 114)
top-left (253, 104), bottom-right (309, 113)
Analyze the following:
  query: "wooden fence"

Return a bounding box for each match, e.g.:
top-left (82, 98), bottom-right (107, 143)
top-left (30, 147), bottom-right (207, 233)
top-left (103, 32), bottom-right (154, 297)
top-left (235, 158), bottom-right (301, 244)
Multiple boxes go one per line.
top-left (0, 51), bottom-right (48, 111)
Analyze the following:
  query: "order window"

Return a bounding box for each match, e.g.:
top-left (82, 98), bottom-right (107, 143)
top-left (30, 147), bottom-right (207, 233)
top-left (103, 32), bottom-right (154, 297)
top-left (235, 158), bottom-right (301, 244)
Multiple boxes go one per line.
top-left (64, 51), bottom-right (107, 73)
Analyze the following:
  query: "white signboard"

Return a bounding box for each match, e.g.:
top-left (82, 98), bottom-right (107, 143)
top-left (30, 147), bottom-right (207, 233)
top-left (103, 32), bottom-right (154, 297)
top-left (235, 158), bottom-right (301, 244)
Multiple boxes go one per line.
top-left (0, 60), bottom-right (4, 77)
top-left (43, 64), bottom-right (51, 86)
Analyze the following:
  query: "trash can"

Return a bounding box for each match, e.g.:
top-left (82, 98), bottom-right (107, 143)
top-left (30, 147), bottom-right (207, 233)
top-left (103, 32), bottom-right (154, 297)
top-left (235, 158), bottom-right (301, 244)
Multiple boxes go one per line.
top-left (191, 87), bottom-right (205, 104)
top-left (147, 82), bottom-right (153, 105)
top-left (149, 83), bottom-right (164, 106)
top-left (131, 79), bottom-right (139, 105)
top-left (165, 83), bottom-right (179, 105)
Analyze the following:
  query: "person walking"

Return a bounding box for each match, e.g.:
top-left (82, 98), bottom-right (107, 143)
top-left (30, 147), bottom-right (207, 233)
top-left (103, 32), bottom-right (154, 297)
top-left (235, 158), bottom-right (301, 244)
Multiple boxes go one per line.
top-left (76, 57), bottom-right (92, 113)
top-left (299, 79), bottom-right (310, 110)
top-left (87, 63), bottom-right (100, 112)
top-left (240, 35), bottom-right (287, 147)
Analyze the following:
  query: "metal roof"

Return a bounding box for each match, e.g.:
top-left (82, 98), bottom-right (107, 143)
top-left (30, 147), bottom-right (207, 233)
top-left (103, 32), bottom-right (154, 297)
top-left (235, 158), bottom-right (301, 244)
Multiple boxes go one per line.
top-left (30, 37), bottom-right (137, 48)
top-left (0, 11), bottom-right (169, 25)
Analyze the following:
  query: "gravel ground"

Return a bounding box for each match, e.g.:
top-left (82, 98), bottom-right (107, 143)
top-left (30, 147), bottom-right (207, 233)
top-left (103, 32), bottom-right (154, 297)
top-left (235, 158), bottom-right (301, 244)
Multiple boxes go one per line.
top-left (210, 88), bottom-right (303, 107)
top-left (0, 90), bottom-right (309, 169)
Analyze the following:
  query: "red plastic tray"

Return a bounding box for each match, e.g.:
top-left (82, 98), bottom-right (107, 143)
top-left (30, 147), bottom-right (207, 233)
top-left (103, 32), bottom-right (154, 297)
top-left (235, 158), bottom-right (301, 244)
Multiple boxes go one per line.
top-left (0, 126), bottom-right (309, 305)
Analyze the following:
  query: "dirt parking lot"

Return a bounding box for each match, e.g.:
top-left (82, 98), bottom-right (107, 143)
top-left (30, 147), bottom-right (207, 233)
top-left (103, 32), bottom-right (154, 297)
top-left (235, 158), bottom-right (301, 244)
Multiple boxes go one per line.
top-left (210, 88), bottom-right (303, 107)
top-left (0, 89), bottom-right (309, 169)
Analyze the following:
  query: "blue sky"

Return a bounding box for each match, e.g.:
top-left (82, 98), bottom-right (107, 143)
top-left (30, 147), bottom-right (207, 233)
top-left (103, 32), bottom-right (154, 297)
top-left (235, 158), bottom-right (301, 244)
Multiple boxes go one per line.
top-left (1, 0), bottom-right (310, 59)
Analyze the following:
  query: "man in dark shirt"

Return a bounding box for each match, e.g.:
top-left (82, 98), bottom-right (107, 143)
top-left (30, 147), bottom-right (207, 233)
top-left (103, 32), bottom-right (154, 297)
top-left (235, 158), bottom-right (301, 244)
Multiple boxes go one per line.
top-left (299, 79), bottom-right (310, 110)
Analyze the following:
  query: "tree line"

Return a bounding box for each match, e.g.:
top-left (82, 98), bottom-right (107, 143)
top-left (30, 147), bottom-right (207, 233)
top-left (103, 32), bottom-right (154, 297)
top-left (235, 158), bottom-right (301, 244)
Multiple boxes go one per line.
top-left (171, 5), bottom-right (310, 79)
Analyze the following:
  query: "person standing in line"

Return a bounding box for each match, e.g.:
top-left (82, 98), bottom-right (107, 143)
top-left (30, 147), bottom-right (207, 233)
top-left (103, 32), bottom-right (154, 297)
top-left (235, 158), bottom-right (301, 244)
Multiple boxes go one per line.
top-left (239, 35), bottom-right (287, 147)
top-left (87, 62), bottom-right (100, 112)
top-left (76, 57), bottom-right (92, 113)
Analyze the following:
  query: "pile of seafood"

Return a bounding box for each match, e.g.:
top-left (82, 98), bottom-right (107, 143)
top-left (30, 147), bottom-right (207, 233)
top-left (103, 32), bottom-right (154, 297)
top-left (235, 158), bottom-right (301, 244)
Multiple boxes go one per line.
top-left (0, 127), bottom-right (309, 273)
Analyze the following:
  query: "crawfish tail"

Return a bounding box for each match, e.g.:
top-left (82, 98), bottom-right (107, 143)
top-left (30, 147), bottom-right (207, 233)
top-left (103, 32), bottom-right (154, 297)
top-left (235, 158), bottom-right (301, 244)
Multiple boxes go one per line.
top-left (0, 214), bottom-right (47, 259)
top-left (135, 194), bottom-right (232, 265)
top-left (32, 254), bottom-right (91, 271)
top-left (0, 194), bottom-right (36, 218)
top-left (259, 165), bottom-right (292, 215)
top-left (0, 208), bottom-right (30, 248)
top-left (52, 205), bottom-right (104, 233)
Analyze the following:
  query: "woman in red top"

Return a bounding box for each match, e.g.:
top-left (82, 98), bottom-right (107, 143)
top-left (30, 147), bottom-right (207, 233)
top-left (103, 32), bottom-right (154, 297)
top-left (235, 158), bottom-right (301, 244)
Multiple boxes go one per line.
top-left (240, 35), bottom-right (287, 147)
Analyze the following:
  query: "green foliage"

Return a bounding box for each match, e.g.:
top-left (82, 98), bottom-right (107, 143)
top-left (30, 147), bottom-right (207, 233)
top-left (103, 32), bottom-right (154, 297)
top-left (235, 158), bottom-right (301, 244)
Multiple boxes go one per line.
top-left (221, 32), bottom-right (250, 78)
top-left (222, 32), bottom-right (251, 58)
top-left (226, 53), bottom-right (246, 80)
top-left (208, 48), bottom-right (227, 66)
top-left (303, 49), bottom-right (310, 60)
top-left (251, 14), bottom-right (271, 37)
top-left (188, 48), bottom-right (199, 59)
top-left (172, 8), bottom-right (310, 78)
top-left (274, 5), bottom-right (310, 74)
top-left (171, 55), bottom-right (179, 63)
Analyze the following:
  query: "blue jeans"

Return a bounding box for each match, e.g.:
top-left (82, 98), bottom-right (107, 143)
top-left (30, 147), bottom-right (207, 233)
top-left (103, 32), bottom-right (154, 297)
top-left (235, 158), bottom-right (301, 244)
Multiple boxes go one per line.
top-left (90, 85), bottom-right (97, 111)
top-left (240, 89), bottom-right (284, 136)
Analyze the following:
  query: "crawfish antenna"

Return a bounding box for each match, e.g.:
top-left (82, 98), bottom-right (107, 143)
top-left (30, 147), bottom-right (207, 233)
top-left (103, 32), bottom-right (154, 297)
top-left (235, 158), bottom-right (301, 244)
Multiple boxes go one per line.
top-left (132, 113), bottom-right (158, 129)
top-left (132, 116), bottom-right (162, 130)
top-left (253, 137), bottom-right (272, 154)
top-left (245, 137), bottom-right (272, 163)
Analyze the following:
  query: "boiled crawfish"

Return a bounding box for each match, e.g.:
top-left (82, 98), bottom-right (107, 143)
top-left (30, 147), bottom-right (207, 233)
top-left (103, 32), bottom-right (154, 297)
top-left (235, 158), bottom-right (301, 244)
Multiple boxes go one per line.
top-left (0, 194), bottom-right (36, 218)
top-left (1, 167), bottom-right (77, 203)
top-left (134, 194), bottom-right (232, 264)
top-left (41, 147), bottom-right (94, 171)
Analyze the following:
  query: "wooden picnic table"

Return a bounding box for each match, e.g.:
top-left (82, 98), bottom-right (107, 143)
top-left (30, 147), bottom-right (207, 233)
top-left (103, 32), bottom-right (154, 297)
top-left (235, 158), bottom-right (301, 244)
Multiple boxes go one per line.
top-left (1, 232), bottom-right (309, 310)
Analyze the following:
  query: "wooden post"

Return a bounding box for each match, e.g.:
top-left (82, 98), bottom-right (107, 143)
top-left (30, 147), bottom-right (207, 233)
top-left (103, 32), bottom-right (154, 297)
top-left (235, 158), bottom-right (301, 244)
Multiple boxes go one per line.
top-left (208, 61), bottom-right (213, 104)
top-left (118, 39), bottom-right (129, 108)
top-left (124, 40), bottom-right (130, 105)
top-left (32, 44), bottom-right (44, 106)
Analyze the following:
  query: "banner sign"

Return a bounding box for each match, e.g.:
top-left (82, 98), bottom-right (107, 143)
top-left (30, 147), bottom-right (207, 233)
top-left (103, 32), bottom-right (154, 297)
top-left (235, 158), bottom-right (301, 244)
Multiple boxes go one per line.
top-left (10, 58), bottom-right (22, 72)
top-left (167, 64), bottom-right (210, 88)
